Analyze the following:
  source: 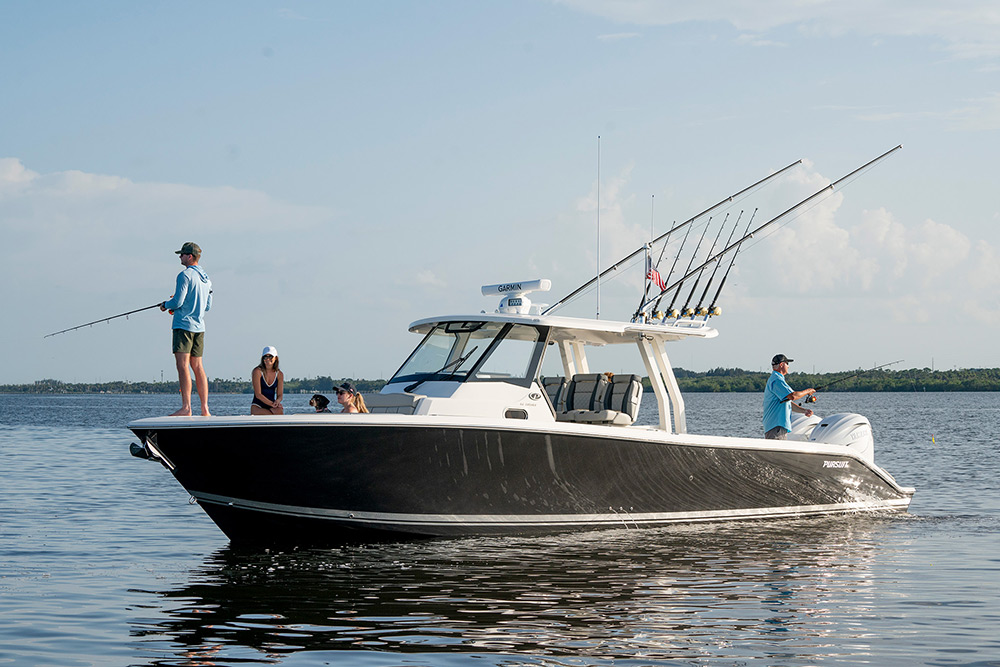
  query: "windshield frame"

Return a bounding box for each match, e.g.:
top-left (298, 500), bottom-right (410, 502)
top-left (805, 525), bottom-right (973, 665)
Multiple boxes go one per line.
top-left (388, 321), bottom-right (549, 389)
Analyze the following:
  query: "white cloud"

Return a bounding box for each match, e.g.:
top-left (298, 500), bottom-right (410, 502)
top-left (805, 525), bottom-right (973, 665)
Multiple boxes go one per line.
top-left (853, 93), bottom-right (1000, 131)
top-left (0, 158), bottom-right (359, 383)
top-left (597, 32), bottom-right (641, 41)
top-left (0, 157), bottom-right (37, 189)
top-left (413, 270), bottom-right (447, 288)
top-left (735, 34), bottom-right (787, 48)
top-left (631, 159), bottom-right (1000, 327)
top-left (0, 158), bottom-right (335, 313)
top-left (573, 162), bottom-right (652, 282)
top-left (946, 92), bottom-right (1000, 131)
top-left (554, 0), bottom-right (1000, 60)
top-left (852, 207), bottom-right (908, 278)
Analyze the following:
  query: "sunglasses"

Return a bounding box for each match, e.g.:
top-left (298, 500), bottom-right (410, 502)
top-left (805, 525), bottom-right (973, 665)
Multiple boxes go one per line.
top-left (336, 389), bottom-right (350, 395)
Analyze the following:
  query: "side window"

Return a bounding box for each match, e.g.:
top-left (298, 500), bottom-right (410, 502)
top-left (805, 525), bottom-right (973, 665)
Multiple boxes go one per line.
top-left (472, 325), bottom-right (542, 381)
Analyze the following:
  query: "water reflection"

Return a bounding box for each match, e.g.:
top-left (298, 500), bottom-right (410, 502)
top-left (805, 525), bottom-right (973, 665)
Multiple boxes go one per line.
top-left (131, 515), bottom-right (912, 665)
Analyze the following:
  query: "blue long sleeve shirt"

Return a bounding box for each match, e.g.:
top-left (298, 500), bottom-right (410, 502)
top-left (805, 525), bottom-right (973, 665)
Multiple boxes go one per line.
top-left (162, 265), bottom-right (212, 332)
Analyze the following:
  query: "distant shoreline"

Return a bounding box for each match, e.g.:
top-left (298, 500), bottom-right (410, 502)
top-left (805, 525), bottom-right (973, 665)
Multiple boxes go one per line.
top-left (4, 367), bottom-right (998, 394)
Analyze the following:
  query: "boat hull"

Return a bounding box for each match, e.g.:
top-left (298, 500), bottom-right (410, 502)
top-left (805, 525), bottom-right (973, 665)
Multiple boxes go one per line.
top-left (130, 419), bottom-right (913, 545)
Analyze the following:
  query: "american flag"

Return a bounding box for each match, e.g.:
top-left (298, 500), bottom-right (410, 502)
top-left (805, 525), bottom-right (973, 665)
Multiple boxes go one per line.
top-left (646, 256), bottom-right (666, 291)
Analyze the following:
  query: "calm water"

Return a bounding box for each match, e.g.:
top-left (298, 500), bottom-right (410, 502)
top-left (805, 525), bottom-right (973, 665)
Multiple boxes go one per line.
top-left (1, 392), bottom-right (998, 666)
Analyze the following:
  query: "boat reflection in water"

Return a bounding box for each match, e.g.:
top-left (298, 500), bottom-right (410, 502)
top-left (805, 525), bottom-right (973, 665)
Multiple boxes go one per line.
top-left (128, 150), bottom-right (913, 545)
top-left (131, 516), bottom-right (908, 664)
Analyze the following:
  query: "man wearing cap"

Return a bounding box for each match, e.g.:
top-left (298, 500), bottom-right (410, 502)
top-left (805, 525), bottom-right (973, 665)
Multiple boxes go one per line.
top-left (763, 354), bottom-right (816, 439)
top-left (160, 242), bottom-right (213, 416)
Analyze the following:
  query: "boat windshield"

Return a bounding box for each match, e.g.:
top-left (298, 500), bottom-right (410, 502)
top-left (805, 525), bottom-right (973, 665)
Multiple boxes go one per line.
top-left (389, 321), bottom-right (547, 388)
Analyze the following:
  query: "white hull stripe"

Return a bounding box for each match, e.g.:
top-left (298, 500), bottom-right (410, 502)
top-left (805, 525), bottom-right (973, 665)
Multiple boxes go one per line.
top-left (193, 492), bottom-right (912, 529)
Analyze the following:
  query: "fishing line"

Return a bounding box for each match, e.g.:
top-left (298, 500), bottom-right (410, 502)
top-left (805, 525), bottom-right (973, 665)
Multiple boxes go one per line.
top-left (735, 158), bottom-right (897, 257)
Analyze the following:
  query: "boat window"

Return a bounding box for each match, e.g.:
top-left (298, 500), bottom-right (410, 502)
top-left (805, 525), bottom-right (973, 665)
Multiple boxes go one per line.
top-left (389, 322), bottom-right (506, 385)
top-left (389, 321), bottom-right (547, 387)
top-left (471, 324), bottom-right (544, 383)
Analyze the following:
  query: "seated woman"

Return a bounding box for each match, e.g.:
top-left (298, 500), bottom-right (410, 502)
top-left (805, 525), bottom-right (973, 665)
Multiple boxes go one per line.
top-left (251, 346), bottom-right (284, 415)
top-left (335, 381), bottom-right (369, 413)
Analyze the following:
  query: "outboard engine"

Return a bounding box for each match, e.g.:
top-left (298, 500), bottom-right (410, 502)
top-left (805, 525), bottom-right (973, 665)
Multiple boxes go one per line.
top-left (789, 413), bottom-right (822, 439)
top-left (807, 413), bottom-right (874, 463)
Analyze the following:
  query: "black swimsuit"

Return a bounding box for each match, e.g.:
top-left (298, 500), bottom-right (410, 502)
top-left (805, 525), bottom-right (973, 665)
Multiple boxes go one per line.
top-left (252, 371), bottom-right (278, 409)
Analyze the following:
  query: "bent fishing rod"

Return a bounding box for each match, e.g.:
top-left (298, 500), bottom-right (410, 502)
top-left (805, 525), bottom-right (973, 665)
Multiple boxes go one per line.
top-left (639, 145), bottom-right (903, 314)
top-left (790, 359), bottom-right (904, 403)
top-left (542, 158), bottom-right (804, 316)
top-left (41, 292), bottom-right (212, 338)
top-left (44, 303), bottom-right (167, 338)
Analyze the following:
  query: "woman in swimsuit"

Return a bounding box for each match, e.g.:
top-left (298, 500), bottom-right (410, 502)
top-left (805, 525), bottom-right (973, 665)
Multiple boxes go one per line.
top-left (251, 346), bottom-right (284, 415)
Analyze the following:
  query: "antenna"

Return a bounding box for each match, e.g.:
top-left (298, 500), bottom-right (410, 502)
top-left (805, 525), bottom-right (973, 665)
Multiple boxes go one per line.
top-left (596, 135), bottom-right (601, 320)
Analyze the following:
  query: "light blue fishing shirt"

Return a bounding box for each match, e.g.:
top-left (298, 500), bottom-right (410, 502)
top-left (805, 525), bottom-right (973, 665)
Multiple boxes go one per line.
top-left (762, 370), bottom-right (794, 433)
top-left (163, 265), bottom-right (212, 332)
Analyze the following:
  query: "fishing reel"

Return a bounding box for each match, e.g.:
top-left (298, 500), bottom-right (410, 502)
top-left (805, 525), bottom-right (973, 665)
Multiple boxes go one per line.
top-left (804, 393), bottom-right (818, 404)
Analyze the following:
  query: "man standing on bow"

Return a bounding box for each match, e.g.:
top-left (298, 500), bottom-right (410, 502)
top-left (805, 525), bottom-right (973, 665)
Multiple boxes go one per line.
top-left (161, 242), bottom-right (212, 416)
top-left (763, 354), bottom-right (816, 439)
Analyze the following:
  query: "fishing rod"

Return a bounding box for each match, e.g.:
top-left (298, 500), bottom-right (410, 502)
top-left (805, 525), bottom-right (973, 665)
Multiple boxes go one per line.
top-left (784, 360), bottom-right (904, 403)
top-left (634, 199), bottom-right (671, 319)
top-left (44, 303), bottom-right (165, 338)
top-left (640, 145), bottom-right (903, 314)
top-left (679, 213), bottom-right (730, 318)
top-left (661, 217), bottom-right (713, 319)
top-left (703, 209), bottom-right (756, 318)
top-left (694, 210), bottom-right (743, 316)
top-left (646, 221), bottom-right (692, 320)
top-left (542, 158), bottom-right (804, 316)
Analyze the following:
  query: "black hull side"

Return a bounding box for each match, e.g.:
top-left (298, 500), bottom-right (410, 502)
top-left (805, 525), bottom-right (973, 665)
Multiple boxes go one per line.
top-left (131, 422), bottom-right (912, 545)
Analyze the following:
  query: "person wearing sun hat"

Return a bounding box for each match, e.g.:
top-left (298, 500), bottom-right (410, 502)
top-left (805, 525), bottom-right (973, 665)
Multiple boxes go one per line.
top-left (160, 242), bottom-right (213, 416)
top-left (762, 354), bottom-right (816, 439)
top-left (251, 346), bottom-right (284, 415)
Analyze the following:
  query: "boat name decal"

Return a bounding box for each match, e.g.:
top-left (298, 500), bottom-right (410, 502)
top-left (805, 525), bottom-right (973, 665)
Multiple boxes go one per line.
top-left (498, 283), bottom-right (522, 293)
top-left (823, 460), bottom-right (849, 468)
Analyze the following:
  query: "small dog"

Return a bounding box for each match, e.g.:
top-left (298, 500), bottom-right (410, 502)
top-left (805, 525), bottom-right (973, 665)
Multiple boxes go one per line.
top-left (309, 394), bottom-right (331, 413)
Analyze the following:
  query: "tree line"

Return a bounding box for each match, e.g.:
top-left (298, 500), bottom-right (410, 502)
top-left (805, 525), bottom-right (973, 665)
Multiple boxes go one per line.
top-left (665, 366), bottom-right (1000, 393)
top-left (2, 376), bottom-right (388, 395)
top-left (3, 367), bottom-right (998, 394)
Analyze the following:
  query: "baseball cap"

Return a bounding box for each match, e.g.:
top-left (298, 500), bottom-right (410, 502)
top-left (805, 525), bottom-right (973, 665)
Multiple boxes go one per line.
top-left (262, 346), bottom-right (278, 357)
top-left (771, 354), bottom-right (793, 365)
top-left (175, 242), bottom-right (202, 257)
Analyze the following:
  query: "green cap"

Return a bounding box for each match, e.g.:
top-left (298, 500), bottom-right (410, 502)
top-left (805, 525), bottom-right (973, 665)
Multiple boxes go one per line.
top-left (175, 242), bottom-right (201, 258)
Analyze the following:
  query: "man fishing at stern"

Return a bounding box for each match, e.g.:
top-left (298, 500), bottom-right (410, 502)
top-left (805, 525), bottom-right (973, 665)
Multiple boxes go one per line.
top-left (161, 242), bottom-right (212, 417)
top-left (763, 354), bottom-right (816, 439)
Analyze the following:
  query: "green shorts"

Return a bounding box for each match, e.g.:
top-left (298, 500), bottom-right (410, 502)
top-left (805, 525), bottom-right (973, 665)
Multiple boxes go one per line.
top-left (172, 329), bottom-right (205, 357)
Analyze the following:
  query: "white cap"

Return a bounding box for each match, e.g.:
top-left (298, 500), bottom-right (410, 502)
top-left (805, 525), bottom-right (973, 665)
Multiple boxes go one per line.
top-left (262, 346), bottom-right (278, 357)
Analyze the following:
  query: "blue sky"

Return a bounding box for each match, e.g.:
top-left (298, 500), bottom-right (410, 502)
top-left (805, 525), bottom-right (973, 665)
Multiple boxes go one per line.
top-left (2, 1), bottom-right (998, 384)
